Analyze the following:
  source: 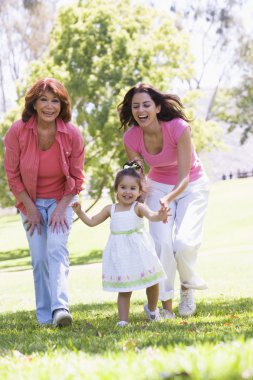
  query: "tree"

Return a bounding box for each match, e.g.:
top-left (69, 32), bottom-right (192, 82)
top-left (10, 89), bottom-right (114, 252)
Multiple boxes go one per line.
top-left (168, 0), bottom-right (246, 121)
top-left (0, 106), bottom-right (22, 206)
top-left (165, 0), bottom-right (253, 150)
top-left (0, 0), bottom-right (56, 113)
top-left (214, 38), bottom-right (253, 143)
top-left (0, 0), bottom-right (222, 207)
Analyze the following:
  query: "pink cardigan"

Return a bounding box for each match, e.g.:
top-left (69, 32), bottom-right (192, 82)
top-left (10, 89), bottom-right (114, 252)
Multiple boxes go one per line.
top-left (4, 116), bottom-right (85, 214)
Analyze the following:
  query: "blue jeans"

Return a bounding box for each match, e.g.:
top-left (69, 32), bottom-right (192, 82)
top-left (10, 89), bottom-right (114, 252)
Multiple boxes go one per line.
top-left (21, 198), bottom-right (75, 324)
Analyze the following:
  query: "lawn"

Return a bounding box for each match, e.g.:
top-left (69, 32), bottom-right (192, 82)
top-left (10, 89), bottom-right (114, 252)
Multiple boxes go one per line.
top-left (0, 178), bottom-right (253, 379)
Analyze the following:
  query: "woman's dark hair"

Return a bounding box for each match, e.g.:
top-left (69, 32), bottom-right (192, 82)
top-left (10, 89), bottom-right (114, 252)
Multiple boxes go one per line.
top-left (22, 77), bottom-right (72, 122)
top-left (117, 83), bottom-right (191, 130)
top-left (114, 167), bottom-right (143, 194)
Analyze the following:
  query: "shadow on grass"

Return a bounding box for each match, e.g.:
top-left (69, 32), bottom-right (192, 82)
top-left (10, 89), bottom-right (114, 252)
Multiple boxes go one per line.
top-left (0, 249), bottom-right (29, 262)
top-left (0, 298), bottom-right (253, 355)
top-left (70, 249), bottom-right (102, 266)
top-left (0, 249), bottom-right (102, 271)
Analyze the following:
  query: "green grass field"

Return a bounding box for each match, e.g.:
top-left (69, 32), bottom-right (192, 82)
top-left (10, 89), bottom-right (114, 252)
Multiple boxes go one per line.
top-left (0, 178), bottom-right (253, 379)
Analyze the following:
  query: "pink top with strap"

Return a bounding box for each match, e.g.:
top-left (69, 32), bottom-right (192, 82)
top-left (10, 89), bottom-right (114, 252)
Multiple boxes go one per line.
top-left (123, 118), bottom-right (204, 185)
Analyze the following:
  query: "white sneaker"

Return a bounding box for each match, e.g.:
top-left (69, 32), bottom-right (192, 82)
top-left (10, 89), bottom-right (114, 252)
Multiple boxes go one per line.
top-left (178, 288), bottom-right (196, 317)
top-left (160, 309), bottom-right (175, 320)
top-left (144, 304), bottom-right (160, 321)
top-left (116, 321), bottom-right (129, 327)
top-left (53, 309), bottom-right (73, 327)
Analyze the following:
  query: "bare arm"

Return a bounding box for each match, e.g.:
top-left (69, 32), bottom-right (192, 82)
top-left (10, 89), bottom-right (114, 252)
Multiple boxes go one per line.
top-left (136, 203), bottom-right (169, 224)
top-left (72, 202), bottom-right (111, 227)
top-left (160, 127), bottom-right (191, 207)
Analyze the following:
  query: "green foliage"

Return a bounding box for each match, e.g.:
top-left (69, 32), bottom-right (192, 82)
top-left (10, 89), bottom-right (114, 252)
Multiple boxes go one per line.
top-left (191, 118), bottom-right (223, 153)
top-left (213, 39), bottom-right (253, 143)
top-left (46, 0), bottom-right (194, 198)
top-left (183, 90), bottom-right (223, 152)
top-left (14, 0), bottom-right (194, 196)
top-left (215, 84), bottom-right (253, 144)
top-left (0, 0), bottom-right (222, 206)
top-left (0, 106), bottom-right (23, 207)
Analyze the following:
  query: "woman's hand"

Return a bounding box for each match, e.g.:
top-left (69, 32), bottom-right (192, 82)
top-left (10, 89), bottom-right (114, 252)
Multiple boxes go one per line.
top-left (49, 205), bottom-right (69, 233)
top-left (24, 205), bottom-right (44, 236)
top-left (159, 196), bottom-right (169, 209)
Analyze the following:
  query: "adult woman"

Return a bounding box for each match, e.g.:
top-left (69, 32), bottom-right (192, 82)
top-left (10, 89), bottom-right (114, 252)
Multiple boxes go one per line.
top-left (118, 83), bottom-right (210, 318)
top-left (4, 78), bottom-right (84, 326)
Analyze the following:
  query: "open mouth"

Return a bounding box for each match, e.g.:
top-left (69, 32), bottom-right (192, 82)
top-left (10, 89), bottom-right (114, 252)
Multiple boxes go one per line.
top-left (138, 115), bottom-right (148, 121)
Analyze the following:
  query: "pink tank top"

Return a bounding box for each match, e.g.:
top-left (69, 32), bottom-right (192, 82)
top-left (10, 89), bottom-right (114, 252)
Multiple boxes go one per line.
top-left (36, 141), bottom-right (65, 199)
top-left (123, 118), bottom-right (204, 185)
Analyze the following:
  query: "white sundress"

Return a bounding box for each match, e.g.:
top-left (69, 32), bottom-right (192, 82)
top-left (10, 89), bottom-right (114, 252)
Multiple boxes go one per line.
top-left (102, 201), bottom-right (166, 292)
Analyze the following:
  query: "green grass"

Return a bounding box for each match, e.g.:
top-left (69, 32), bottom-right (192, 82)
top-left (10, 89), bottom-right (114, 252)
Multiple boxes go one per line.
top-left (0, 178), bottom-right (253, 379)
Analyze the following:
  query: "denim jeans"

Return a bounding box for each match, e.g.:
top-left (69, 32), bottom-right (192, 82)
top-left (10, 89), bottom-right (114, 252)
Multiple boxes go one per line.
top-left (21, 198), bottom-right (75, 324)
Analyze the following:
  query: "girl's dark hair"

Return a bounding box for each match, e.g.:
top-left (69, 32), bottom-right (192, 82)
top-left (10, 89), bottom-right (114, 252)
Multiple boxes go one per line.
top-left (22, 77), bottom-right (72, 122)
top-left (117, 83), bottom-right (191, 130)
top-left (114, 168), bottom-right (143, 194)
top-left (122, 159), bottom-right (144, 175)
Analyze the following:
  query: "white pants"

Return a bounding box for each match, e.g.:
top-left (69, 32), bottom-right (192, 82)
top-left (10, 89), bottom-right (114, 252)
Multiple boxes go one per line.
top-left (145, 176), bottom-right (210, 301)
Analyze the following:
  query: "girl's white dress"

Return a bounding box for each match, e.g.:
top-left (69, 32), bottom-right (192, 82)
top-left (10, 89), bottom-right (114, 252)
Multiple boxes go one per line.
top-left (102, 201), bottom-right (166, 292)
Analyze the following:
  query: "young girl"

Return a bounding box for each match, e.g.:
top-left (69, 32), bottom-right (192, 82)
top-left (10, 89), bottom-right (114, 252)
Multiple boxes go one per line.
top-left (72, 163), bottom-right (169, 326)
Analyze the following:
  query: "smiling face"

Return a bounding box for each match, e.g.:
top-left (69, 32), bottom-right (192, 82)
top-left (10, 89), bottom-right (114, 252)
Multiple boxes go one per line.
top-left (116, 175), bottom-right (141, 206)
top-left (131, 92), bottom-right (161, 129)
top-left (34, 90), bottom-right (61, 125)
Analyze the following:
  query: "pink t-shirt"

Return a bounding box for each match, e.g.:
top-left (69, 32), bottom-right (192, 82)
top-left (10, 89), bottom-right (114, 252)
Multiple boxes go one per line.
top-left (37, 141), bottom-right (65, 199)
top-left (123, 118), bottom-right (203, 185)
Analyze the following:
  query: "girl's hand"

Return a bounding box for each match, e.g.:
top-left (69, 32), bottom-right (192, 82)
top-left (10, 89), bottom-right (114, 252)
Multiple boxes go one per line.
top-left (24, 205), bottom-right (44, 236)
top-left (71, 201), bottom-right (82, 214)
top-left (49, 205), bottom-right (69, 233)
top-left (158, 204), bottom-right (170, 224)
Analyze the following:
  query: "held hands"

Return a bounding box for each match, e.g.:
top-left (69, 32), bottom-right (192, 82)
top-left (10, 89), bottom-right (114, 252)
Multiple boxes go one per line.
top-left (159, 196), bottom-right (169, 209)
top-left (158, 203), bottom-right (170, 224)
